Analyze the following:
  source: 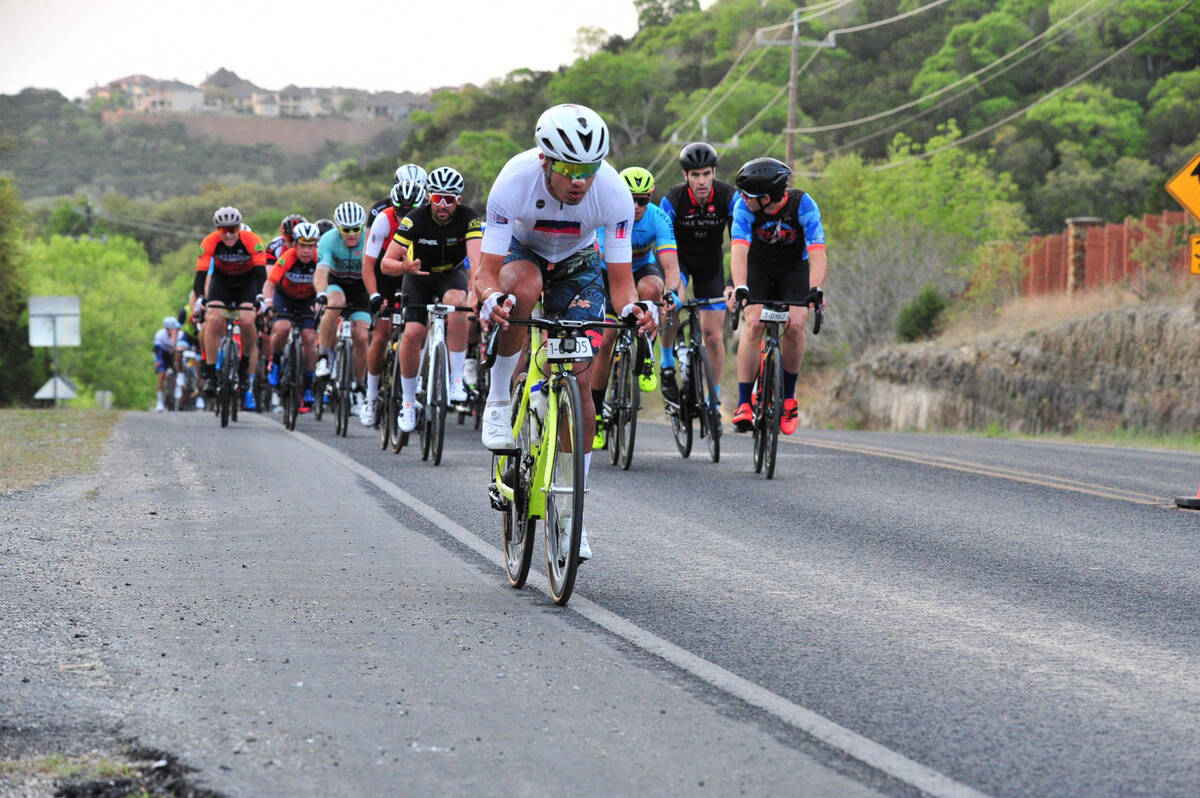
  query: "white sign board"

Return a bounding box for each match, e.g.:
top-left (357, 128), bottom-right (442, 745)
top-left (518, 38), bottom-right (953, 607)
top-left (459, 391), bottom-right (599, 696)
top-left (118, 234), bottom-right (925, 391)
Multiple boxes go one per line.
top-left (29, 295), bottom-right (81, 347)
top-left (34, 376), bottom-right (77, 400)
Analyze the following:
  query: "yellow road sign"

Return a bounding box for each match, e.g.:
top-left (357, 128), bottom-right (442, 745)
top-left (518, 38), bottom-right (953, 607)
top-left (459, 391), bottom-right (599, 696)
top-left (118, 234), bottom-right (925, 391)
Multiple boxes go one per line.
top-left (1166, 151), bottom-right (1200, 220)
top-left (1191, 234), bottom-right (1200, 275)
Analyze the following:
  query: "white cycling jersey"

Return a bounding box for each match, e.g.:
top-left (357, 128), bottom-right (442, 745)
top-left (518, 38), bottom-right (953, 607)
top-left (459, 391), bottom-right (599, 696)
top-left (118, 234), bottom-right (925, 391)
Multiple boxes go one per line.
top-left (480, 148), bottom-right (634, 265)
top-left (364, 210), bottom-right (394, 261)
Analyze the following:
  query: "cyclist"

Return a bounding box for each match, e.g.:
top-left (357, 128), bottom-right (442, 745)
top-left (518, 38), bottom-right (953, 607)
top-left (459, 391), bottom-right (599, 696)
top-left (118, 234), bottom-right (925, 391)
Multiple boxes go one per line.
top-left (591, 165), bottom-right (680, 447)
top-left (153, 315), bottom-right (181, 411)
top-left (264, 221), bottom-right (323, 412)
top-left (727, 157), bottom-right (826, 436)
top-left (314, 201), bottom-right (371, 415)
top-left (266, 214), bottom-right (307, 267)
top-left (378, 166), bottom-right (481, 431)
top-left (367, 163), bottom-right (427, 229)
top-left (194, 206), bottom-right (268, 409)
top-left (476, 103), bottom-right (658, 560)
top-left (362, 179), bottom-right (427, 425)
top-left (659, 142), bottom-right (742, 416)
top-left (315, 218), bottom-right (335, 236)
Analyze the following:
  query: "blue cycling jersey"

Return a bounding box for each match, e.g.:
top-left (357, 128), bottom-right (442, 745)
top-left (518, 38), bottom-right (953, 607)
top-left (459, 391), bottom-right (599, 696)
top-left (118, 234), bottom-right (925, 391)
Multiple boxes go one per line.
top-left (731, 189), bottom-right (825, 267)
top-left (317, 228), bottom-right (366, 282)
top-left (596, 202), bottom-right (677, 270)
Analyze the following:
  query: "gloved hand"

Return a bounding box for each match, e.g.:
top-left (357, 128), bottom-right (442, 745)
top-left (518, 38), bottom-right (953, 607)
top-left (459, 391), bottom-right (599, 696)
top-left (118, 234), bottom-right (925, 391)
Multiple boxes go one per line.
top-left (369, 292), bottom-right (384, 316)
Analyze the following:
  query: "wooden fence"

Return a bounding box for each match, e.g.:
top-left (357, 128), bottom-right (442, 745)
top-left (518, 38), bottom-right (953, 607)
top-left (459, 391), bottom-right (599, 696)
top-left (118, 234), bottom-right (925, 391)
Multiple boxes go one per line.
top-left (1022, 211), bottom-right (1192, 296)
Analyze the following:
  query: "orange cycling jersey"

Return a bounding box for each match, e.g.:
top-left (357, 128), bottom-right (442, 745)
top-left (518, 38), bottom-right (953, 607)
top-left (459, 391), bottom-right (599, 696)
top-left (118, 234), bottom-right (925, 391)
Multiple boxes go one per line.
top-left (196, 229), bottom-right (267, 278)
top-left (267, 247), bottom-right (318, 301)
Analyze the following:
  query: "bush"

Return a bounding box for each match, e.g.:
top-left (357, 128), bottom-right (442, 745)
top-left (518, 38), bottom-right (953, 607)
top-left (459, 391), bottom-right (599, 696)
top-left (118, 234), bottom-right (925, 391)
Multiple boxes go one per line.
top-left (896, 283), bottom-right (947, 342)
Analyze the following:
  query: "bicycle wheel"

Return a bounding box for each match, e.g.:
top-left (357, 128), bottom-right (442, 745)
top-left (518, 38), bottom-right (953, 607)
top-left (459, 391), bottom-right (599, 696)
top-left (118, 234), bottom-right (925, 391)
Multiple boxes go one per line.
top-left (617, 346), bottom-right (638, 471)
top-left (693, 343), bottom-right (720, 463)
top-left (605, 348), bottom-right (623, 466)
top-left (281, 351), bottom-right (295, 431)
top-left (670, 348), bottom-right (693, 458)
top-left (473, 362), bottom-right (489, 431)
top-left (502, 377), bottom-right (535, 588)
top-left (389, 345), bottom-right (406, 453)
top-left (763, 347), bottom-right (783, 479)
top-left (431, 343), bottom-right (448, 466)
top-left (379, 349), bottom-right (393, 450)
top-left (545, 373), bottom-right (585, 606)
top-left (336, 344), bottom-right (351, 437)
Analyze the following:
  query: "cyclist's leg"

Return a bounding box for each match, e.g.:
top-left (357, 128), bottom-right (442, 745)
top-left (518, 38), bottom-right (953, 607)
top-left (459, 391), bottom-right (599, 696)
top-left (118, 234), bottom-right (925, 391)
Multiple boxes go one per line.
top-left (544, 267), bottom-right (606, 455)
top-left (486, 256), bottom-right (543, 406)
top-left (399, 272), bottom-right (436, 406)
top-left (320, 284), bottom-right (347, 363)
top-left (440, 269), bottom-right (470, 392)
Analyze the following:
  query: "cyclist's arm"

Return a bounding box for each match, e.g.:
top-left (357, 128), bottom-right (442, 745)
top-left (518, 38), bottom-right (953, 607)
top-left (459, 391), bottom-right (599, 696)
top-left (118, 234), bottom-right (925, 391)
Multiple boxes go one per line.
top-left (263, 261), bottom-right (285, 303)
top-left (380, 238), bottom-right (420, 277)
top-left (651, 206), bottom-right (681, 293)
top-left (314, 265), bottom-right (331, 294)
top-left (798, 193), bottom-right (827, 290)
top-left (808, 246), bottom-right (827, 291)
top-left (729, 200), bottom-right (754, 291)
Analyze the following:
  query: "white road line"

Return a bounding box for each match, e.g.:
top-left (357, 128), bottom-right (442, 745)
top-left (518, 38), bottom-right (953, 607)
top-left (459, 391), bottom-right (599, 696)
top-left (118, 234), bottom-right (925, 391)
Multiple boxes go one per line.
top-left (287, 424), bottom-right (991, 798)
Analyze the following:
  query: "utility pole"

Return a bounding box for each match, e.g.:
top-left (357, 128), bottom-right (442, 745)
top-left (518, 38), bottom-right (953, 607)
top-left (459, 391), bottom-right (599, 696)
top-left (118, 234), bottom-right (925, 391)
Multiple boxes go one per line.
top-left (756, 11), bottom-right (834, 166)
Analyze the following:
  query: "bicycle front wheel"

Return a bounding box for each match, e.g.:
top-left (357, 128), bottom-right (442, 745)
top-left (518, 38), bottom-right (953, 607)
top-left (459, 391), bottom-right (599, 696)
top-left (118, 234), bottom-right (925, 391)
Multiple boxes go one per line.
top-left (388, 343), bottom-right (405, 453)
top-left (763, 347), bottom-right (783, 479)
top-left (431, 343), bottom-right (448, 466)
top-left (545, 374), bottom-right (585, 606)
top-left (617, 347), bottom-right (638, 471)
top-left (693, 343), bottom-right (720, 463)
top-left (605, 349), bottom-right (623, 466)
top-left (502, 377), bottom-right (535, 588)
top-left (379, 349), bottom-right (394, 450)
top-left (336, 346), bottom-right (351, 437)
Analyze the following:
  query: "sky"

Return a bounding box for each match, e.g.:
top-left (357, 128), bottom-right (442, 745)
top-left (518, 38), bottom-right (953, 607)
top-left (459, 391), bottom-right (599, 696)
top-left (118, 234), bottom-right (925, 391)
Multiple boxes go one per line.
top-left (0, 0), bottom-right (666, 99)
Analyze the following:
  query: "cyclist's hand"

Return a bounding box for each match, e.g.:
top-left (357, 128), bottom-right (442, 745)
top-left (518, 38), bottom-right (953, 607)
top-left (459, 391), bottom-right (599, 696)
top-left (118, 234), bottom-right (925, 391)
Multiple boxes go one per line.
top-left (406, 258), bottom-right (430, 276)
top-left (369, 292), bottom-right (384, 316)
top-left (807, 286), bottom-right (825, 311)
top-left (194, 297), bottom-right (206, 315)
top-left (621, 300), bottom-right (659, 338)
top-left (732, 285), bottom-right (750, 311)
top-left (315, 291), bottom-right (328, 309)
top-left (255, 294), bottom-right (268, 316)
top-left (663, 289), bottom-right (681, 313)
top-left (479, 291), bottom-right (513, 332)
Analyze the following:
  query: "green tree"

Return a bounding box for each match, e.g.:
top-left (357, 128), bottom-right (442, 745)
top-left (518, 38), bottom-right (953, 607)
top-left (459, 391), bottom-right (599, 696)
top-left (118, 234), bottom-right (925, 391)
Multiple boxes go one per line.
top-left (546, 51), bottom-right (676, 150)
top-left (1025, 84), bottom-right (1147, 165)
top-left (24, 235), bottom-right (173, 409)
top-left (1146, 68), bottom-right (1200, 158)
top-left (635, 0), bottom-right (700, 31)
top-left (0, 179), bottom-right (39, 406)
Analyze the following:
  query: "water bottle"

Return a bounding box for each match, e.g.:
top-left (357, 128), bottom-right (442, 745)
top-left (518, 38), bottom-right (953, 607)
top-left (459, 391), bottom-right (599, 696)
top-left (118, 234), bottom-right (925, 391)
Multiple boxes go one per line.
top-left (677, 345), bottom-right (690, 384)
top-left (529, 379), bottom-right (548, 445)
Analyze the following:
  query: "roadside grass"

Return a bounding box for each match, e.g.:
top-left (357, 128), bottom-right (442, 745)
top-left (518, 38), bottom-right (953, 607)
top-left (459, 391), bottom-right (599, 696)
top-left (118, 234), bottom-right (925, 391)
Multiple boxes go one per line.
top-left (0, 408), bottom-right (122, 494)
top-left (0, 751), bottom-right (138, 781)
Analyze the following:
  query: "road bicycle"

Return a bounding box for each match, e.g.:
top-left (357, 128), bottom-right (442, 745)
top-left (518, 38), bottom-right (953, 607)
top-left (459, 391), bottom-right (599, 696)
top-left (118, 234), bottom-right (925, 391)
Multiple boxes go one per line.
top-left (315, 305), bottom-right (357, 437)
top-left (374, 292), bottom-right (407, 453)
top-left (731, 288), bottom-right (823, 479)
top-left (209, 307), bottom-right (247, 428)
top-left (601, 323), bottom-right (653, 470)
top-left (414, 302), bottom-right (472, 466)
top-left (486, 311), bottom-right (630, 606)
top-left (664, 295), bottom-right (726, 463)
top-left (253, 312), bottom-right (272, 413)
top-left (276, 319), bottom-right (305, 431)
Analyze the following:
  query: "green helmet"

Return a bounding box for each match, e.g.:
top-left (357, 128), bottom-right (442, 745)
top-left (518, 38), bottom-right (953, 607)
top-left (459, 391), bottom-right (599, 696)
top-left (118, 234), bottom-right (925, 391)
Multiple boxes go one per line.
top-left (620, 166), bottom-right (655, 195)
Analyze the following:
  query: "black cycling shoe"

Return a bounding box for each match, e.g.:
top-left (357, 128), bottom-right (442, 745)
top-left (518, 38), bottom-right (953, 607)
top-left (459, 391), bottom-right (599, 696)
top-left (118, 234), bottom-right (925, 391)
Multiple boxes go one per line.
top-left (660, 367), bottom-right (679, 405)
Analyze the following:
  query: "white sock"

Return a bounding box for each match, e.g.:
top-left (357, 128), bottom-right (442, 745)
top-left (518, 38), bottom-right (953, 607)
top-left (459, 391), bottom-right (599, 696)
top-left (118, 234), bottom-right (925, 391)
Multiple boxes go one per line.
top-left (487, 353), bottom-right (520, 405)
top-left (156, 389), bottom-right (163, 404)
top-left (366, 372), bottom-right (380, 402)
top-left (583, 451), bottom-right (591, 484)
top-left (401, 376), bottom-right (419, 405)
top-left (449, 349), bottom-right (466, 383)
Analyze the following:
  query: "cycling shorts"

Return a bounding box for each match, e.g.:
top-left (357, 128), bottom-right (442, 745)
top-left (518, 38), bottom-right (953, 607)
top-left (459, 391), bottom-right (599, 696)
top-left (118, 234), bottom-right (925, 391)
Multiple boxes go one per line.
top-left (402, 267), bottom-right (469, 327)
top-left (154, 345), bottom-right (172, 373)
top-left (678, 250), bottom-right (726, 309)
top-left (207, 272), bottom-right (258, 307)
top-left (746, 260), bottom-right (810, 304)
top-left (272, 293), bottom-right (317, 330)
top-left (505, 241), bottom-right (604, 323)
top-left (327, 277), bottom-right (371, 323)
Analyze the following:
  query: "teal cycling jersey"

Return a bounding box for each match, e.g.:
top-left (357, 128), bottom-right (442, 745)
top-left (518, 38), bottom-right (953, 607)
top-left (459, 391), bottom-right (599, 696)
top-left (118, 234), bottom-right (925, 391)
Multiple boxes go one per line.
top-left (596, 202), bottom-right (677, 270)
top-left (317, 228), bottom-right (366, 282)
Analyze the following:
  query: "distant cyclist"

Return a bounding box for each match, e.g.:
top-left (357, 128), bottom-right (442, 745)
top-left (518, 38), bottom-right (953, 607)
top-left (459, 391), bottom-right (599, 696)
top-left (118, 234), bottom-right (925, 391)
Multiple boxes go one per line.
top-left (267, 214), bottom-right (307, 267)
top-left (194, 206), bottom-right (268, 409)
top-left (659, 142), bottom-right (742, 417)
top-left (727, 157), bottom-right (827, 436)
top-left (315, 201), bottom-right (371, 415)
top-left (378, 166), bottom-right (481, 432)
top-left (154, 315), bottom-right (181, 412)
top-left (264, 221), bottom-right (323, 411)
top-left (367, 163), bottom-right (427, 229)
top-left (362, 178), bottom-right (427, 425)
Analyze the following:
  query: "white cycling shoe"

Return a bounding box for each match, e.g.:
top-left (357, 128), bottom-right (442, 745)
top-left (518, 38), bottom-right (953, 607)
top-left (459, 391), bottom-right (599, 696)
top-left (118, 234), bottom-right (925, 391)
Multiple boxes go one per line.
top-left (314, 357), bottom-right (330, 379)
top-left (399, 402), bottom-right (418, 433)
top-left (358, 398), bottom-right (376, 427)
top-left (449, 377), bottom-right (469, 403)
top-left (578, 526), bottom-right (591, 561)
top-left (481, 400), bottom-right (516, 451)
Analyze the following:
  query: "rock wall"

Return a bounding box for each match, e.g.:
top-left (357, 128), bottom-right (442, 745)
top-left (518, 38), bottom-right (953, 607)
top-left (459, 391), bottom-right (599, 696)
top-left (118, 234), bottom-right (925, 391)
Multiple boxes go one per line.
top-left (820, 303), bottom-right (1200, 433)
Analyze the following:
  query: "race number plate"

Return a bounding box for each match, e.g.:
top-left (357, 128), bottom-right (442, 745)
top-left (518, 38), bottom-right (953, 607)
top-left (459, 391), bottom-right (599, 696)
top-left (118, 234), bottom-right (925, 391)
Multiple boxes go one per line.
top-left (544, 336), bottom-right (593, 360)
top-left (759, 307), bottom-right (790, 323)
top-left (339, 319), bottom-right (352, 336)
top-left (391, 313), bottom-right (403, 325)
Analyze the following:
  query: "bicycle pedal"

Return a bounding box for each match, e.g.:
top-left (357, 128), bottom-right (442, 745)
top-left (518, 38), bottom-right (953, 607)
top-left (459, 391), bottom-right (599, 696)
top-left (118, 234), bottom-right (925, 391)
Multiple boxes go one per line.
top-left (487, 484), bottom-right (510, 512)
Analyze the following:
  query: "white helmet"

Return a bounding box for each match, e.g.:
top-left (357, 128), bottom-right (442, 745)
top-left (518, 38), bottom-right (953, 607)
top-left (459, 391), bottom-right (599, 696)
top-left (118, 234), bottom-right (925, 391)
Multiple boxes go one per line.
top-left (535, 104), bottom-right (610, 163)
top-left (391, 180), bottom-right (426, 209)
top-left (212, 206), bottom-right (242, 227)
top-left (163, 316), bottom-right (180, 330)
top-left (291, 221), bottom-right (322, 244)
top-left (426, 166), bottom-right (465, 196)
top-left (333, 201), bottom-right (366, 229)
top-left (394, 164), bottom-right (427, 186)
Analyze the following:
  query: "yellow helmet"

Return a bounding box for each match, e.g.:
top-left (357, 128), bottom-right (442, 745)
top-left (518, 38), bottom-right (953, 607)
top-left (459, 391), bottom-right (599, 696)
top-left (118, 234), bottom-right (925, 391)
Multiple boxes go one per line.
top-left (620, 166), bottom-right (655, 195)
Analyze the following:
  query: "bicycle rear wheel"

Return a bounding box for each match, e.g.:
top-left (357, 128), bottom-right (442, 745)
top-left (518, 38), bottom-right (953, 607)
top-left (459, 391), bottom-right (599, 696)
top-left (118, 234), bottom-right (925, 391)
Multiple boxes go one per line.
top-left (389, 342), bottom-right (406, 453)
top-left (763, 347), bottom-right (783, 479)
top-left (605, 348), bottom-right (623, 466)
top-left (379, 348), bottom-right (393, 450)
top-left (545, 374), bottom-right (585, 606)
top-left (617, 347), bottom-right (638, 471)
top-left (693, 343), bottom-right (720, 463)
top-left (431, 343), bottom-right (448, 466)
top-left (282, 350), bottom-right (297, 431)
top-left (335, 345), bottom-right (351, 437)
top-left (502, 377), bottom-right (535, 588)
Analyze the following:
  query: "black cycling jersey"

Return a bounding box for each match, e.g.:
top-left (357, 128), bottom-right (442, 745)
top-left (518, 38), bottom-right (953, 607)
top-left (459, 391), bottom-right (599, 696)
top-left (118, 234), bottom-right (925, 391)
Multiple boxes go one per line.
top-left (366, 197), bottom-right (391, 229)
top-left (266, 235), bottom-right (287, 266)
top-left (392, 204), bottom-right (483, 272)
top-left (660, 180), bottom-right (738, 255)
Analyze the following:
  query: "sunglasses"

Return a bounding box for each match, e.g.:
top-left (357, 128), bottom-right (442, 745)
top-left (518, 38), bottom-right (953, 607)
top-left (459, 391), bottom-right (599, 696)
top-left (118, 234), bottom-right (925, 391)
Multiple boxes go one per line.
top-left (220, 225), bottom-right (240, 234)
top-left (740, 190), bottom-right (770, 202)
top-left (633, 196), bottom-right (651, 207)
top-left (430, 193), bottom-right (459, 207)
top-left (295, 238), bottom-right (319, 246)
top-left (339, 225), bottom-right (363, 235)
top-left (549, 159), bottom-right (602, 181)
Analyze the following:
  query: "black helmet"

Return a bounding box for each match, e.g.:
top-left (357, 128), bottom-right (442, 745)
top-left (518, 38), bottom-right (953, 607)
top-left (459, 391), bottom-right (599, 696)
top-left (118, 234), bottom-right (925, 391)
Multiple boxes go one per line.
top-left (315, 218), bottom-right (335, 235)
top-left (280, 213), bottom-right (307, 239)
top-left (679, 142), bottom-right (718, 171)
top-left (735, 157), bottom-right (791, 201)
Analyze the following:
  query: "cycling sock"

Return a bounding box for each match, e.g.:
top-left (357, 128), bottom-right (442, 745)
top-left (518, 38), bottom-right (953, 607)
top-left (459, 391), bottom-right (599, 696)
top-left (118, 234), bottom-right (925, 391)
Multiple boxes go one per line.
top-left (592, 388), bottom-right (605, 413)
top-left (660, 346), bottom-right (676, 369)
top-left (738, 382), bottom-right (753, 407)
top-left (366, 373), bottom-right (379, 402)
top-left (401, 376), bottom-right (419, 405)
top-left (449, 349), bottom-right (466, 383)
top-left (488, 353), bottom-right (519, 404)
top-left (303, 372), bottom-right (314, 390)
top-left (784, 370), bottom-right (799, 400)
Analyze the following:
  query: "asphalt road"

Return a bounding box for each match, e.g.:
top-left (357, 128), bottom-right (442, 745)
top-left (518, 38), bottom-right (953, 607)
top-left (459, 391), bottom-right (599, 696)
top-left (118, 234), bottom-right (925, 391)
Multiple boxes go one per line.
top-left (5, 403), bottom-right (1200, 796)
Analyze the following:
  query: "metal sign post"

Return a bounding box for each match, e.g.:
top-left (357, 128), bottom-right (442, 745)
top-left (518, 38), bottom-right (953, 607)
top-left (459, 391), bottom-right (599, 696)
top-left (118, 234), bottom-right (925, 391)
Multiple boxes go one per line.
top-left (28, 296), bottom-right (81, 406)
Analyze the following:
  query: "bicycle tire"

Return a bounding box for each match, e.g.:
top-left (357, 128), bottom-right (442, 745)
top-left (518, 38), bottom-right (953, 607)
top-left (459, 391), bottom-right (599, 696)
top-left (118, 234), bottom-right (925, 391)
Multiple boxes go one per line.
top-left (336, 342), bottom-right (352, 437)
top-left (764, 347), bottom-right (783, 480)
top-left (502, 377), bottom-right (535, 588)
top-left (618, 344), bottom-right (638, 471)
top-left (282, 349), bottom-right (296, 431)
top-left (694, 343), bottom-right (721, 463)
top-left (389, 344), bottom-right (406, 453)
top-left (752, 371), bottom-right (767, 474)
top-left (670, 345), bottom-right (693, 457)
top-left (473, 362), bottom-right (489, 431)
top-left (605, 347), bottom-right (623, 466)
top-left (431, 342), bottom-right (448, 466)
top-left (545, 373), bottom-right (585, 606)
top-left (379, 348), bottom-right (393, 450)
